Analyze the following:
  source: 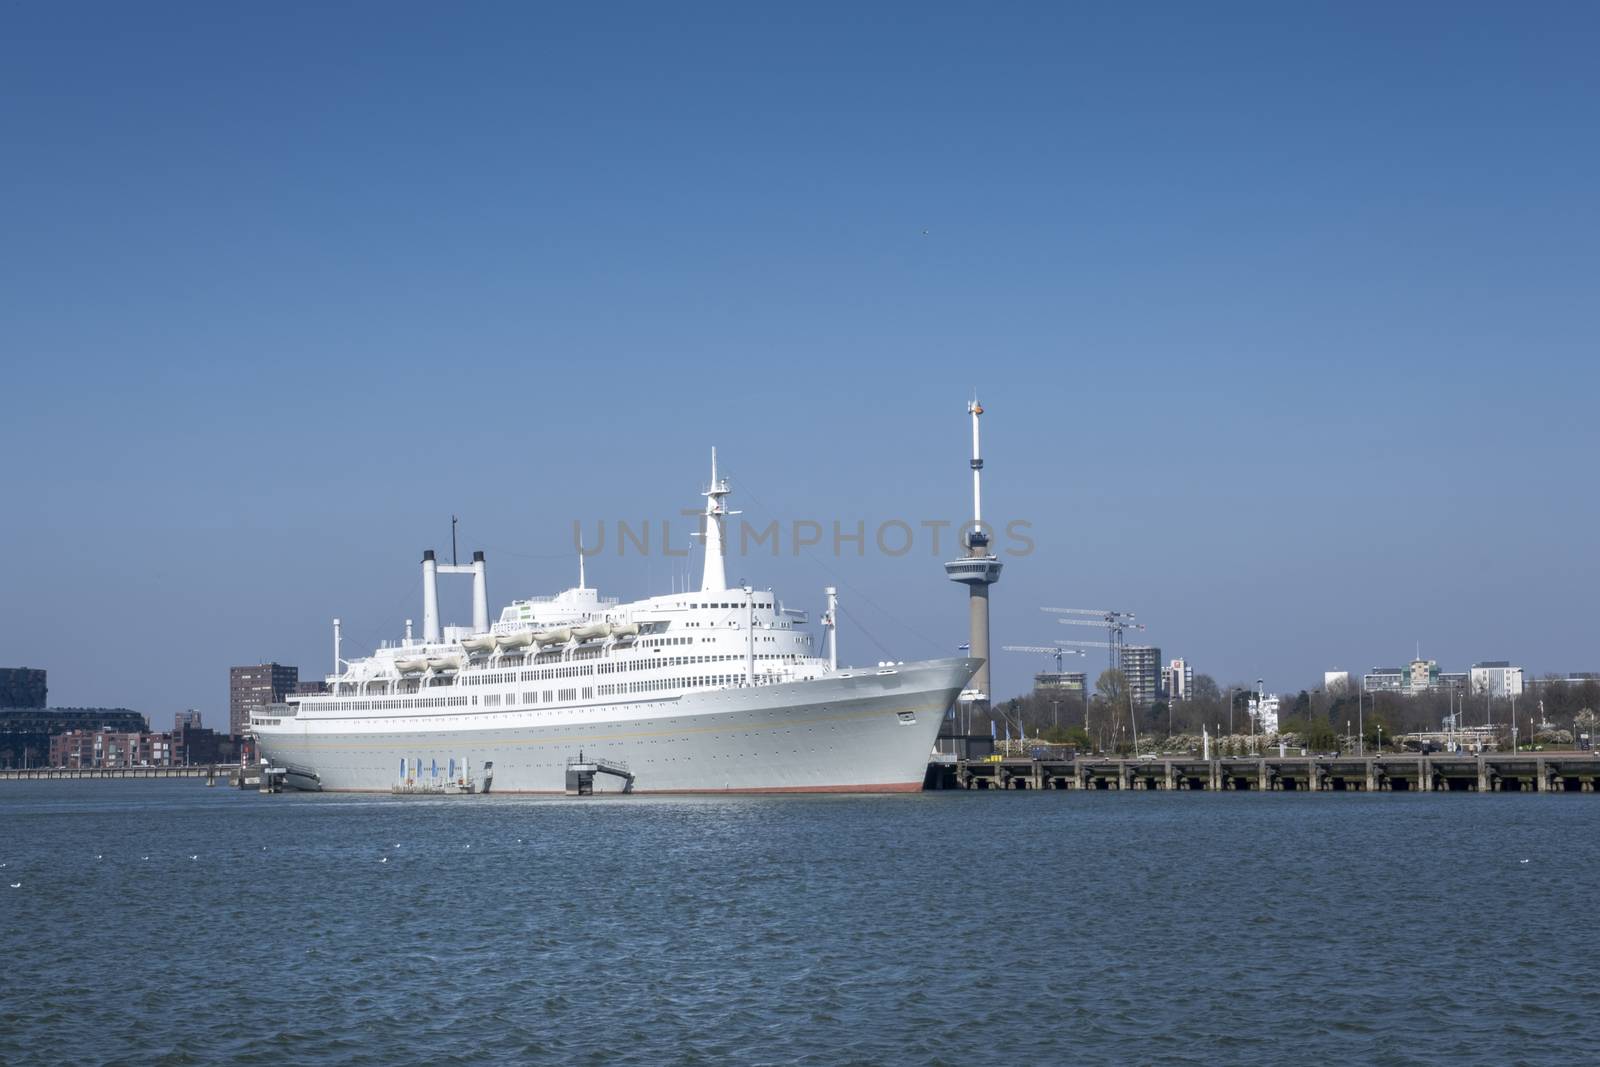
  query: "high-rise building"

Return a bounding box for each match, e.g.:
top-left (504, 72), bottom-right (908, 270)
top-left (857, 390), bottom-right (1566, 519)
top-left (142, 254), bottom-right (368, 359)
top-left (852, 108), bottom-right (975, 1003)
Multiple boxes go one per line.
top-left (1119, 646), bottom-right (1162, 706)
top-left (0, 668), bottom-right (47, 709)
top-left (1166, 658), bottom-right (1193, 702)
top-left (229, 664), bottom-right (297, 737)
top-left (1469, 662), bottom-right (1524, 698)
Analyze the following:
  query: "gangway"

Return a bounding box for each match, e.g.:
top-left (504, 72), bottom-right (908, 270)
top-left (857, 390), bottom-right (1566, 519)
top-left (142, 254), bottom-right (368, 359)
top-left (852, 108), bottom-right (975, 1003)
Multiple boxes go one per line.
top-left (565, 752), bottom-right (636, 796)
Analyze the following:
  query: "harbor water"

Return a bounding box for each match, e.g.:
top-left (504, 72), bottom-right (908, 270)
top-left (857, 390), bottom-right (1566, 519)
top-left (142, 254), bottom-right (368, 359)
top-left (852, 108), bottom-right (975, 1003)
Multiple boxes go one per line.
top-left (2, 781), bottom-right (1595, 1064)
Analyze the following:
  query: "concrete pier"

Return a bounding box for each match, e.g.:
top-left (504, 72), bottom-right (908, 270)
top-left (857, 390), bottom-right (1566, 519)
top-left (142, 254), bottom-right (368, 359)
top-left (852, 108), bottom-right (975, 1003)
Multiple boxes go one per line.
top-left (924, 753), bottom-right (1600, 793)
top-left (0, 765), bottom-right (227, 782)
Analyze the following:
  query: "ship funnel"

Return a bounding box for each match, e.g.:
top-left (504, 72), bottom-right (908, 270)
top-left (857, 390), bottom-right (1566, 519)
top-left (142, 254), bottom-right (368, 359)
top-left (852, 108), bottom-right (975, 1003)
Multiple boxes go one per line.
top-left (422, 550), bottom-right (441, 643)
top-left (471, 551), bottom-right (489, 634)
top-left (431, 548), bottom-right (489, 637)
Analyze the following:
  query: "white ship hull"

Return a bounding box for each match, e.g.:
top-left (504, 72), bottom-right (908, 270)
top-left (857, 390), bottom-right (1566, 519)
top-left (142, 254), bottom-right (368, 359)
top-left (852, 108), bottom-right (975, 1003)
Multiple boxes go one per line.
top-left (255, 657), bottom-right (977, 794)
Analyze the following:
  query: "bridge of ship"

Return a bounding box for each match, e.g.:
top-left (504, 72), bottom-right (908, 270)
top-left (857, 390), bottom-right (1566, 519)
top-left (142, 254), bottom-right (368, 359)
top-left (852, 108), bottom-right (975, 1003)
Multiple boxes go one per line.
top-left (930, 755), bottom-right (1600, 793)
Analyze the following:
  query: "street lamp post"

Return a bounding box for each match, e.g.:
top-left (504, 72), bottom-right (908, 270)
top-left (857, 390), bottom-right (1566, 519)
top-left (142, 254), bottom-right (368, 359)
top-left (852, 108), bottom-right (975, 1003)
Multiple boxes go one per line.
top-left (1358, 687), bottom-right (1365, 758)
top-left (1255, 678), bottom-right (1265, 755)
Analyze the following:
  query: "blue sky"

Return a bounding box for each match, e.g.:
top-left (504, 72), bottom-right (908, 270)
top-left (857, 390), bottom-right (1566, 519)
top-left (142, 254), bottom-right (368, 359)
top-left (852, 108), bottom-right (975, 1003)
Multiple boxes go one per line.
top-left (3, 2), bottom-right (1597, 721)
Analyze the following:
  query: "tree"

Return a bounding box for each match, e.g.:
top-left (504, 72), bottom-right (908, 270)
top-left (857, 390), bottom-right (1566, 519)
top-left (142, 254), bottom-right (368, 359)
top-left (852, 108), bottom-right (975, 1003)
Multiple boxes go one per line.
top-left (1093, 670), bottom-right (1135, 754)
top-left (1280, 715), bottom-right (1336, 752)
top-left (1096, 669), bottom-right (1129, 708)
top-left (1150, 699), bottom-right (1171, 737)
top-left (1576, 708), bottom-right (1598, 749)
top-left (1042, 723), bottom-right (1092, 750)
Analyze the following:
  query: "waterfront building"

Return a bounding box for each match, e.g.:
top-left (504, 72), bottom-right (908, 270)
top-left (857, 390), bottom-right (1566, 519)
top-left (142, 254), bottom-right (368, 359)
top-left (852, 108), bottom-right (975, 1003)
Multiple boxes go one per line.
top-left (229, 664), bottom-right (298, 737)
top-left (1119, 646), bottom-right (1163, 706)
top-left (50, 728), bottom-right (175, 769)
top-left (0, 667), bottom-right (47, 709)
top-left (1323, 671), bottom-right (1352, 694)
top-left (1364, 667), bottom-right (1405, 692)
top-left (174, 709), bottom-right (203, 732)
top-left (1166, 658), bottom-right (1193, 702)
top-left (0, 707), bottom-right (148, 768)
top-left (294, 680), bottom-right (330, 695)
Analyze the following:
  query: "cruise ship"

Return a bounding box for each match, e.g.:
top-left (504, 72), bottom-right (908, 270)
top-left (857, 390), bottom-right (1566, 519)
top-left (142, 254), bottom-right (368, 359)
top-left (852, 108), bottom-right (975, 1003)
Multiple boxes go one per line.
top-left (251, 453), bottom-right (979, 793)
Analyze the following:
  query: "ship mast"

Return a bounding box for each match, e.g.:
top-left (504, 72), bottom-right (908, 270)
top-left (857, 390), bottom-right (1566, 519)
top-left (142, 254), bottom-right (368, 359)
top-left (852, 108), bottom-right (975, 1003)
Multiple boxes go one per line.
top-left (699, 447), bottom-right (739, 592)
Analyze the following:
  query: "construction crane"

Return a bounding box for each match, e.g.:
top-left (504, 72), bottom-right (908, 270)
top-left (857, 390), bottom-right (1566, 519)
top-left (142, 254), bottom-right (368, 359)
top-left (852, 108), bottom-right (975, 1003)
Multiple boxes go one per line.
top-left (1040, 608), bottom-right (1144, 670)
top-left (1001, 645), bottom-right (1087, 672)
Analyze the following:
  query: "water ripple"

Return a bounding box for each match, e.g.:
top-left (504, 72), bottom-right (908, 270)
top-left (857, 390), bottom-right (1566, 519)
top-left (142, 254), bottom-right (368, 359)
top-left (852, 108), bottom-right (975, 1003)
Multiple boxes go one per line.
top-left (2, 784), bottom-right (1595, 1064)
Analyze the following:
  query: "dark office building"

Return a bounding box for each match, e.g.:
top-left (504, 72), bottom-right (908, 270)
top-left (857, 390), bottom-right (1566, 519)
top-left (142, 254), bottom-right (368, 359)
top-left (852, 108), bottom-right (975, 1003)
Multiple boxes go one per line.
top-left (229, 664), bottom-right (298, 737)
top-left (0, 667), bottom-right (48, 709)
top-left (173, 718), bottom-right (231, 764)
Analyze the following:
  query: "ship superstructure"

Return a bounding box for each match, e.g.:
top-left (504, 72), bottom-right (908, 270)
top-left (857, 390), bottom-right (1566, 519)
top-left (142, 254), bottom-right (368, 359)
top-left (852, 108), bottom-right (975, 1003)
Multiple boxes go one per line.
top-left (252, 453), bottom-right (979, 793)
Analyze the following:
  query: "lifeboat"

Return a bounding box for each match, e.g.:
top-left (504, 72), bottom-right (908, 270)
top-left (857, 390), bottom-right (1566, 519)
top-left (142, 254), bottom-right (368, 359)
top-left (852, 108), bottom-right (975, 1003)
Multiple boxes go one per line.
top-left (609, 622), bottom-right (640, 639)
top-left (426, 655), bottom-right (465, 672)
top-left (461, 635), bottom-right (497, 653)
top-left (495, 631), bottom-right (534, 650)
top-left (572, 622), bottom-right (611, 641)
top-left (534, 628), bottom-right (572, 647)
top-left (395, 658), bottom-right (429, 674)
